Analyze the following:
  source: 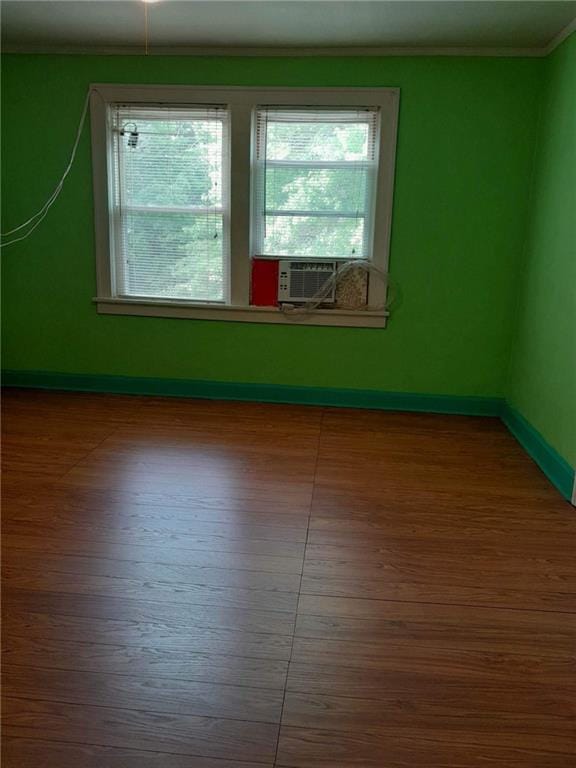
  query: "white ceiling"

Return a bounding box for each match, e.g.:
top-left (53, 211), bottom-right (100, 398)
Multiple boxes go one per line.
top-left (2, 1), bottom-right (576, 53)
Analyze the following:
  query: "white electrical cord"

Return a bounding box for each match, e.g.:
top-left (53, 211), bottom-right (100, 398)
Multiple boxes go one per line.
top-left (281, 260), bottom-right (400, 316)
top-left (1, 89), bottom-right (92, 249)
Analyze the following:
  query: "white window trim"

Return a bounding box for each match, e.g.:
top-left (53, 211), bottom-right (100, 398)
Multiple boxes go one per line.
top-left (90, 84), bottom-right (399, 328)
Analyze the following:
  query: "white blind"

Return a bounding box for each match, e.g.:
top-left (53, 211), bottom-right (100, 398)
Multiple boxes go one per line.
top-left (253, 107), bottom-right (380, 260)
top-left (111, 104), bottom-right (229, 302)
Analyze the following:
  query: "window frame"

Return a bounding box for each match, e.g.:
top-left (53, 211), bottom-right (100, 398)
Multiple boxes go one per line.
top-left (90, 84), bottom-right (399, 328)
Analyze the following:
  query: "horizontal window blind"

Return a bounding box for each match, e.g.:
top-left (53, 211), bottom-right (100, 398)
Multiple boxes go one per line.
top-left (253, 107), bottom-right (380, 260)
top-left (111, 104), bottom-right (229, 302)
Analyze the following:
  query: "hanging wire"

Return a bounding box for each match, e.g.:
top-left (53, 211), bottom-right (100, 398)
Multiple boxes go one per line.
top-left (0, 89), bottom-right (93, 248)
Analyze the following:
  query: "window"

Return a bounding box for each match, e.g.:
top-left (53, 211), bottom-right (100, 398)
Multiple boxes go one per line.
top-left (91, 86), bottom-right (399, 327)
top-left (110, 105), bottom-right (229, 303)
top-left (252, 108), bottom-right (379, 261)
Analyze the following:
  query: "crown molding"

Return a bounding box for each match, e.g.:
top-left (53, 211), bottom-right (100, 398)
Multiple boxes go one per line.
top-left (543, 14), bottom-right (576, 55)
top-left (0, 43), bottom-right (548, 58)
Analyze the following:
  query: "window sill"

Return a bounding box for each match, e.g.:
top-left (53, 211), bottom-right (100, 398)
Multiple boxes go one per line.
top-left (94, 297), bottom-right (388, 328)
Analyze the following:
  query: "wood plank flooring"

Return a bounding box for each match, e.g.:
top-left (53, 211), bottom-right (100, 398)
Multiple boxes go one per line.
top-left (2, 389), bottom-right (575, 767)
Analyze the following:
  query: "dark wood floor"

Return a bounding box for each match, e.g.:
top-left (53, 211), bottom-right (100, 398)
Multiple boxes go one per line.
top-left (2, 389), bottom-right (575, 767)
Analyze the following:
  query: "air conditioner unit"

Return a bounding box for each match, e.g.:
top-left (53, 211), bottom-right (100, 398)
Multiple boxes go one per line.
top-left (278, 260), bottom-right (336, 304)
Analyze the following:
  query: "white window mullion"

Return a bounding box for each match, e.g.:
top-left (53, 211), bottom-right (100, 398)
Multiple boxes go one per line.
top-left (229, 104), bottom-right (252, 305)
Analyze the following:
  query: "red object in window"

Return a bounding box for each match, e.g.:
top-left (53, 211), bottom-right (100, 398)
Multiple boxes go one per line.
top-left (251, 259), bottom-right (279, 306)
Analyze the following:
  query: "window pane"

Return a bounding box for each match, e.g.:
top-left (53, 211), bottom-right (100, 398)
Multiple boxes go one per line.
top-left (265, 166), bottom-right (370, 214)
top-left (266, 121), bottom-right (370, 162)
top-left (112, 106), bottom-right (229, 302)
top-left (253, 108), bottom-right (378, 260)
top-left (122, 119), bottom-right (223, 209)
top-left (121, 211), bottom-right (224, 302)
top-left (261, 215), bottom-right (364, 259)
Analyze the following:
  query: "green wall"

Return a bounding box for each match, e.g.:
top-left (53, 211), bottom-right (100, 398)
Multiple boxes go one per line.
top-left (2, 54), bottom-right (542, 396)
top-left (508, 33), bottom-right (576, 468)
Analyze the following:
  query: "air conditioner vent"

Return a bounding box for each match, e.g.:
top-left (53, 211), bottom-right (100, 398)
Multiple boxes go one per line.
top-left (278, 260), bottom-right (336, 303)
